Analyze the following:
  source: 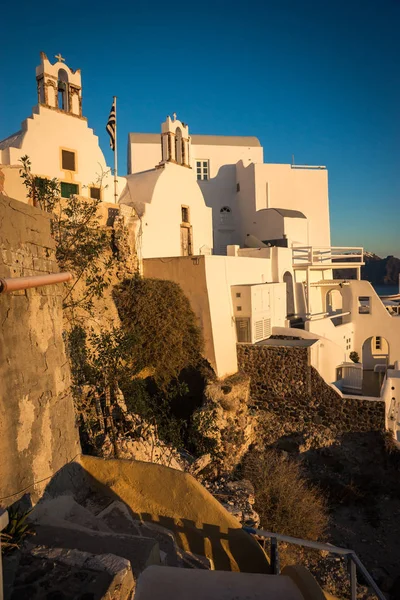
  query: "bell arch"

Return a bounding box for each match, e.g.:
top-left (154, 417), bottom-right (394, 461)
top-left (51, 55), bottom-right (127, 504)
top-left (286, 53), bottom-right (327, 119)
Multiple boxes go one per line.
top-left (57, 68), bottom-right (69, 111)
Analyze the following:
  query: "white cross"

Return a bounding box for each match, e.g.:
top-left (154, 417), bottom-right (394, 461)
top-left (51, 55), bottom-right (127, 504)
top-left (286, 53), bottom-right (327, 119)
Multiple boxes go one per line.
top-left (55, 53), bottom-right (65, 63)
top-left (173, 112), bottom-right (177, 121)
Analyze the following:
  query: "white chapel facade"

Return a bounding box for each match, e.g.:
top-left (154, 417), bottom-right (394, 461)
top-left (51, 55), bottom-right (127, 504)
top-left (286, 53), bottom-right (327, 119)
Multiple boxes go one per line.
top-left (0, 52), bottom-right (120, 205)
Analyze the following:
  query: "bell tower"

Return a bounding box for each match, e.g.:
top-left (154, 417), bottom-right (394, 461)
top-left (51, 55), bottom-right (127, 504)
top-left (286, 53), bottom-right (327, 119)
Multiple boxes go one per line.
top-left (36, 52), bottom-right (83, 118)
top-left (159, 114), bottom-right (191, 168)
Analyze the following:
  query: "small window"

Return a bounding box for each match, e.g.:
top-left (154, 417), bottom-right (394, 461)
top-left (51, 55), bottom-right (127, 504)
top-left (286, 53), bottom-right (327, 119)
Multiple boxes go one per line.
top-left (237, 306), bottom-right (242, 311)
top-left (375, 336), bottom-right (382, 350)
top-left (90, 187), bottom-right (101, 200)
top-left (358, 296), bottom-right (371, 314)
top-left (196, 159), bottom-right (209, 181)
top-left (181, 206), bottom-right (189, 223)
top-left (236, 292), bottom-right (241, 298)
top-left (60, 182), bottom-right (79, 198)
top-left (236, 183), bottom-right (240, 192)
top-left (220, 206), bottom-right (231, 213)
top-left (62, 150), bottom-right (76, 171)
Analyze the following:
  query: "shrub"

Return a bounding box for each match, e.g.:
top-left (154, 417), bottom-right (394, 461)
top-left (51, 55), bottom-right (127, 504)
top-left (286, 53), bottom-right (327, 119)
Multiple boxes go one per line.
top-left (244, 449), bottom-right (328, 541)
top-left (349, 351), bottom-right (360, 363)
top-left (114, 275), bottom-right (204, 388)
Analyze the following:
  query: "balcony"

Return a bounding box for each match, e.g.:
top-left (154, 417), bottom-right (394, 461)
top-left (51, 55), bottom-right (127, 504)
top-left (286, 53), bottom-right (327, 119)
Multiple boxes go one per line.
top-left (292, 246), bottom-right (364, 271)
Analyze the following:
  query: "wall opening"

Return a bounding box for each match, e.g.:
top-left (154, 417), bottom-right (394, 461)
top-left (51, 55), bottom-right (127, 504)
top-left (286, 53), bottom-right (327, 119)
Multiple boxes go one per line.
top-left (283, 271), bottom-right (295, 317)
top-left (175, 128), bottom-right (183, 164)
top-left (57, 69), bottom-right (69, 112)
top-left (326, 288), bottom-right (343, 315)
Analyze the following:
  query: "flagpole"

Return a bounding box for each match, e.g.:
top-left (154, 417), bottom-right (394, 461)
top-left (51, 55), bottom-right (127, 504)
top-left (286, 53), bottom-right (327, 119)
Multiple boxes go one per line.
top-left (113, 96), bottom-right (118, 203)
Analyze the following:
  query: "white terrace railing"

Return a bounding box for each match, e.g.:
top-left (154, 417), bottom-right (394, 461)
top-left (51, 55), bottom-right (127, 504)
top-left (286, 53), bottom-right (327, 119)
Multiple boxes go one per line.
top-left (292, 246), bottom-right (364, 269)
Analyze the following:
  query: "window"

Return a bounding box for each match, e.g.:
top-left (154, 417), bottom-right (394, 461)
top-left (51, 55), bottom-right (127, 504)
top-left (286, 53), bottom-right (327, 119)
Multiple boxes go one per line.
top-left (237, 306), bottom-right (242, 311)
top-left (90, 187), bottom-right (101, 200)
top-left (61, 182), bottom-right (79, 198)
top-left (236, 292), bottom-right (241, 298)
top-left (196, 160), bottom-right (209, 180)
top-left (62, 150), bottom-right (76, 171)
top-left (358, 296), bottom-right (371, 314)
top-left (236, 183), bottom-right (240, 192)
top-left (181, 206), bottom-right (189, 223)
top-left (375, 336), bottom-right (382, 351)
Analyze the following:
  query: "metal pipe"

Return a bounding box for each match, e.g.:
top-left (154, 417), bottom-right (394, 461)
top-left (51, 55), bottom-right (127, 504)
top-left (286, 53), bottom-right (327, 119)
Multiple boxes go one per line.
top-left (0, 272), bottom-right (73, 294)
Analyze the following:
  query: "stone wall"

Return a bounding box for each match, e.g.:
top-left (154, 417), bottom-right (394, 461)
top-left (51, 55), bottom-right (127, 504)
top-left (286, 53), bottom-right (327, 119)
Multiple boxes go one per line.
top-left (0, 195), bottom-right (80, 504)
top-left (237, 344), bottom-right (385, 435)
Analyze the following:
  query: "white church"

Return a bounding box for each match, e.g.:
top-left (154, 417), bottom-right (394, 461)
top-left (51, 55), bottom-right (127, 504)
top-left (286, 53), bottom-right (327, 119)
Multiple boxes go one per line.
top-left (1, 53), bottom-right (399, 438)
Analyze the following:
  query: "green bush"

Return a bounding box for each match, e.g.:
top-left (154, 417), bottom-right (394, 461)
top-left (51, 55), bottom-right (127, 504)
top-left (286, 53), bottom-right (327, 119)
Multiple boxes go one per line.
top-left (114, 275), bottom-right (204, 388)
top-left (244, 449), bottom-right (328, 541)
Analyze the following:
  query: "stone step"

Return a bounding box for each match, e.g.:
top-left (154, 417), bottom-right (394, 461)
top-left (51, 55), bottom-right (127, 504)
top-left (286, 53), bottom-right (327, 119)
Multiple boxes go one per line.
top-left (30, 496), bottom-right (181, 569)
top-left (96, 501), bottom-right (180, 567)
top-left (134, 566), bottom-right (305, 600)
top-left (29, 494), bottom-right (113, 533)
top-left (32, 523), bottom-right (161, 579)
top-left (4, 546), bottom-right (134, 600)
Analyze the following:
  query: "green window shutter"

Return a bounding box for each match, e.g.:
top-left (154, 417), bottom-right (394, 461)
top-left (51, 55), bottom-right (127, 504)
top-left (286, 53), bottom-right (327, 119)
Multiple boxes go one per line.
top-left (61, 182), bottom-right (79, 198)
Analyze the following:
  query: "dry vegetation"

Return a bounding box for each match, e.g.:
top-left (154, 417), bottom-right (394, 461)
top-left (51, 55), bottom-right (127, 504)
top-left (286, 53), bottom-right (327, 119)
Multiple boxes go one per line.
top-left (244, 448), bottom-right (328, 541)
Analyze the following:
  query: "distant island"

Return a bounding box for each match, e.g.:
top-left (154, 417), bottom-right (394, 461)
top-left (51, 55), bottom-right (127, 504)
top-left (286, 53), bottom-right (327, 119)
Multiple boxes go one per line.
top-left (334, 252), bottom-right (400, 286)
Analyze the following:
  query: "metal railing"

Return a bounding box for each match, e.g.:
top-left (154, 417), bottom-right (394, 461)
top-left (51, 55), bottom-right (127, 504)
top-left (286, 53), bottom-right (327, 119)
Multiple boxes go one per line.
top-left (0, 509), bottom-right (9, 600)
top-left (292, 246), bottom-right (364, 268)
top-left (243, 527), bottom-right (386, 600)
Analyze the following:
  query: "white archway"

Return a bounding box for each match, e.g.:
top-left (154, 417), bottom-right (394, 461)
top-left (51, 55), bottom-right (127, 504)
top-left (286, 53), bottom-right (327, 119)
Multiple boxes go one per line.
top-left (362, 336), bottom-right (389, 370)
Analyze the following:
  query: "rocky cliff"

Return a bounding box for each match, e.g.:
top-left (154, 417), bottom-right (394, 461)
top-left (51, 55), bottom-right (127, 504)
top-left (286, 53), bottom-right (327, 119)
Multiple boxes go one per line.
top-left (334, 252), bottom-right (400, 286)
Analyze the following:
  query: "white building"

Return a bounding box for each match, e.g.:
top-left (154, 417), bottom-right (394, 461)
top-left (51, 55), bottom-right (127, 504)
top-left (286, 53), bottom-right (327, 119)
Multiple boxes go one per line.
top-left (128, 128), bottom-right (330, 253)
top-left (119, 116), bottom-right (213, 260)
top-left (0, 52), bottom-right (120, 206)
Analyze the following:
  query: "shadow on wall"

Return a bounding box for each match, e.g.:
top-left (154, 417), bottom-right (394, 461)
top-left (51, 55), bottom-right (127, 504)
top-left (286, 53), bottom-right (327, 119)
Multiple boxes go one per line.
top-left (43, 457), bottom-right (270, 574)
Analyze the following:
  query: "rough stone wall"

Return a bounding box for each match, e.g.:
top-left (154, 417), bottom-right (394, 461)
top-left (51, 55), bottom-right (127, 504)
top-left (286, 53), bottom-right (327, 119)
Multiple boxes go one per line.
top-left (0, 195), bottom-right (80, 504)
top-left (237, 344), bottom-right (385, 435)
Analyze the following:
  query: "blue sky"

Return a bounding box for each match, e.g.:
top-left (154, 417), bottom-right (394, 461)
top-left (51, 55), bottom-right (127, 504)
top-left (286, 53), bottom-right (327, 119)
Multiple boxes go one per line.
top-left (1, 0), bottom-right (399, 256)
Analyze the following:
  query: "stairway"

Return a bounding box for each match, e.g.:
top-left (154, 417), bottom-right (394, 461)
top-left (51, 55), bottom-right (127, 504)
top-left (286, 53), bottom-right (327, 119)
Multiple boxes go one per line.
top-left (3, 493), bottom-right (214, 600)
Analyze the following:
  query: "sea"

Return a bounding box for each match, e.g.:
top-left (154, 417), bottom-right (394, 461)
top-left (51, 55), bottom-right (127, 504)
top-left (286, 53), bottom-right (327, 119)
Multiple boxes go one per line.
top-left (373, 285), bottom-right (399, 297)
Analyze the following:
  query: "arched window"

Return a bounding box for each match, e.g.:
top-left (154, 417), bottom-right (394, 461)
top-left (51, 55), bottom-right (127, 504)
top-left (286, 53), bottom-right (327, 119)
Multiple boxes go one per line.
top-left (175, 128), bottom-right (183, 164)
top-left (220, 206), bottom-right (232, 226)
top-left (57, 69), bottom-right (69, 111)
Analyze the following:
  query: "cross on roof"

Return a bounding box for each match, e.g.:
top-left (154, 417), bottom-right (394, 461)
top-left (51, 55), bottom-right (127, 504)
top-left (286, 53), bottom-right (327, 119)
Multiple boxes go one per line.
top-left (173, 112), bottom-right (177, 121)
top-left (55, 53), bottom-right (65, 63)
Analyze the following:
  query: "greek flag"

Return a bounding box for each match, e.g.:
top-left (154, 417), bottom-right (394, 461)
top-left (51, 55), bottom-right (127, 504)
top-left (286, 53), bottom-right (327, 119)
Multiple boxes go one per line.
top-left (106, 98), bottom-right (116, 151)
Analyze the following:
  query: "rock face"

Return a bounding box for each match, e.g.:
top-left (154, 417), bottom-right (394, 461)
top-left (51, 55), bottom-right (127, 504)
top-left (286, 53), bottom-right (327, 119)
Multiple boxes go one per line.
top-left (334, 253), bottom-right (400, 286)
top-left (0, 195), bottom-right (80, 503)
top-left (193, 374), bottom-right (258, 473)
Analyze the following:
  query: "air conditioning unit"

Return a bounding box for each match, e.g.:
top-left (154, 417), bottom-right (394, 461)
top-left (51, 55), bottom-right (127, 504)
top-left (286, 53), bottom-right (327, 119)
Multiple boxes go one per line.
top-left (231, 282), bottom-right (285, 344)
